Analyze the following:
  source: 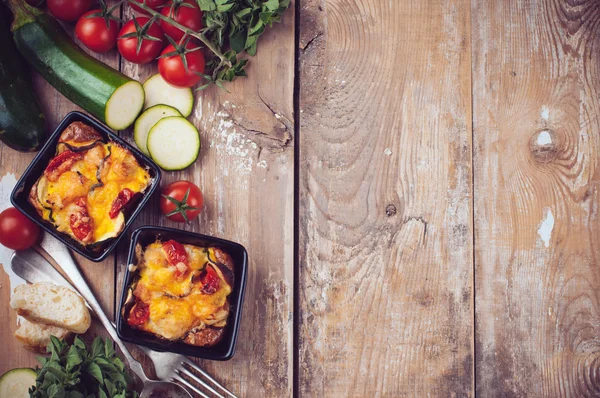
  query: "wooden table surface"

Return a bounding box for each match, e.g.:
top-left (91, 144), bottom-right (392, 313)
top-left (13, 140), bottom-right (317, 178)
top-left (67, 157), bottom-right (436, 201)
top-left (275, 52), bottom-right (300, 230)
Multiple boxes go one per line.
top-left (2, 0), bottom-right (600, 397)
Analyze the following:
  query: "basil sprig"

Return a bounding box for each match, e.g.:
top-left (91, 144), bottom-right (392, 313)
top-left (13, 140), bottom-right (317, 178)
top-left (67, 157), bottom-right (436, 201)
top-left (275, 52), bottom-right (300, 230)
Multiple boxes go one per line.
top-left (29, 336), bottom-right (138, 398)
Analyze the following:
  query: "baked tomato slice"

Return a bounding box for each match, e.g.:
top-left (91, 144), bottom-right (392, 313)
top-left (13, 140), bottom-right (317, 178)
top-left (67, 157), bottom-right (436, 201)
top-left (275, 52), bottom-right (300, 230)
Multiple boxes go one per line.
top-left (128, 299), bottom-right (149, 326)
top-left (44, 150), bottom-right (83, 182)
top-left (162, 240), bottom-right (189, 278)
top-left (162, 240), bottom-right (188, 266)
top-left (70, 197), bottom-right (93, 243)
top-left (199, 265), bottom-right (220, 294)
top-left (109, 188), bottom-right (134, 219)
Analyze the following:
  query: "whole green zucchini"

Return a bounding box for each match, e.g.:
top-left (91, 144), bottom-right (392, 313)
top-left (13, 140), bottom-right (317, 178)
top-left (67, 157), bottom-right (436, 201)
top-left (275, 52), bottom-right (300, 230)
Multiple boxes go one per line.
top-left (5, 0), bottom-right (144, 130)
top-left (0, 5), bottom-right (45, 152)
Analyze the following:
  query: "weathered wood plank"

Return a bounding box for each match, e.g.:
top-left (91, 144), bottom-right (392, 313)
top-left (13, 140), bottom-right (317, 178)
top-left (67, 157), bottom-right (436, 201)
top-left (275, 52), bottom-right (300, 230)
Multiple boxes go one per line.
top-left (0, 16), bottom-right (119, 373)
top-left (472, 0), bottom-right (600, 396)
top-left (298, 0), bottom-right (474, 396)
top-left (115, 3), bottom-right (296, 396)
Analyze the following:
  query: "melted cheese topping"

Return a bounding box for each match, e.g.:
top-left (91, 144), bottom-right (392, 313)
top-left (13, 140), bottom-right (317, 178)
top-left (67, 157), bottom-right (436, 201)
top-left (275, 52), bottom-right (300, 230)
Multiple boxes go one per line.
top-left (132, 242), bottom-right (233, 342)
top-left (34, 141), bottom-right (150, 245)
top-left (47, 171), bottom-right (91, 208)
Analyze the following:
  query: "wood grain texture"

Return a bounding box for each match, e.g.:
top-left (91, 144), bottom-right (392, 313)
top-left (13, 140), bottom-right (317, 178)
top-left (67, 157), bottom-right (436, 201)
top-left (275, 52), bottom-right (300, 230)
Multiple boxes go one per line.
top-left (472, 0), bottom-right (600, 396)
top-left (114, 3), bottom-right (296, 396)
top-left (298, 0), bottom-right (474, 396)
top-left (0, 13), bottom-right (119, 373)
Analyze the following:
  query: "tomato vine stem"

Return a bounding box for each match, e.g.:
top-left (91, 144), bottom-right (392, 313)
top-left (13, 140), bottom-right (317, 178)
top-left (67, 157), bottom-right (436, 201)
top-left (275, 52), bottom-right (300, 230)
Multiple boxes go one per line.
top-left (127, 0), bottom-right (231, 68)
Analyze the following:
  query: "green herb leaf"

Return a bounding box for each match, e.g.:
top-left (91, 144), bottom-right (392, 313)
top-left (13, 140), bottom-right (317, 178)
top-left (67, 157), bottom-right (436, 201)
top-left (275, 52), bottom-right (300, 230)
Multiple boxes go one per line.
top-left (197, 0), bottom-right (216, 10)
top-left (32, 337), bottom-right (135, 398)
top-left (73, 337), bottom-right (86, 350)
top-left (91, 337), bottom-right (104, 358)
top-left (66, 345), bottom-right (83, 370)
top-left (86, 362), bottom-right (104, 384)
top-left (104, 338), bottom-right (114, 358)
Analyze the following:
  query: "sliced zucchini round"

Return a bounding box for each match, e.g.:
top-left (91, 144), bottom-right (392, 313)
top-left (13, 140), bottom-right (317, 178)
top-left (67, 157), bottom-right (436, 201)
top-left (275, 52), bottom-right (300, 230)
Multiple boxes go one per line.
top-left (105, 80), bottom-right (145, 130)
top-left (134, 105), bottom-right (182, 156)
top-left (147, 116), bottom-right (200, 171)
top-left (0, 368), bottom-right (36, 397)
top-left (143, 74), bottom-right (194, 117)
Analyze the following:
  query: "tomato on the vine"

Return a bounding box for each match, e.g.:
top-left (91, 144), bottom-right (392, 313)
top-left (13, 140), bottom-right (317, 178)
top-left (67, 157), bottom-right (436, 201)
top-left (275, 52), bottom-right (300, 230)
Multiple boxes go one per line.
top-left (118, 17), bottom-right (165, 64)
top-left (159, 181), bottom-right (203, 223)
top-left (47, 0), bottom-right (92, 22)
top-left (158, 41), bottom-right (205, 88)
top-left (76, 10), bottom-right (120, 53)
top-left (159, 0), bottom-right (203, 42)
top-left (129, 0), bottom-right (167, 14)
top-left (0, 207), bottom-right (40, 250)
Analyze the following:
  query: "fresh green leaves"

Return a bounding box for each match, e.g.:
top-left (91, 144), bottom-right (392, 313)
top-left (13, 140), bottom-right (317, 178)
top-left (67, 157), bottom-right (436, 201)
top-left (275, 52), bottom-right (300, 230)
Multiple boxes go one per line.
top-left (201, 0), bottom-right (290, 55)
top-left (29, 336), bottom-right (138, 398)
top-left (196, 0), bottom-right (290, 88)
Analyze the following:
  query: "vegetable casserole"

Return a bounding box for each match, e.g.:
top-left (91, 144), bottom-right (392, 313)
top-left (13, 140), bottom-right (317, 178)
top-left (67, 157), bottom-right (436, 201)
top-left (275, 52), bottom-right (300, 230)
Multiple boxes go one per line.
top-left (122, 240), bottom-right (235, 347)
top-left (29, 121), bottom-right (151, 245)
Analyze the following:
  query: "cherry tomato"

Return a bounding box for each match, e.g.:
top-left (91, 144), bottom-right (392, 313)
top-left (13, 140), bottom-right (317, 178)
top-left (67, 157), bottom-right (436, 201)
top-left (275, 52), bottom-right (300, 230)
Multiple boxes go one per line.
top-left (69, 197), bottom-right (93, 243)
top-left (199, 265), bottom-right (220, 294)
top-left (75, 10), bottom-right (120, 53)
top-left (129, 0), bottom-right (166, 14)
top-left (127, 299), bottom-right (149, 326)
top-left (47, 0), bottom-right (92, 22)
top-left (109, 188), bottom-right (135, 218)
top-left (117, 17), bottom-right (165, 64)
top-left (159, 0), bottom-right (203, 42)
top-left (158, 42), bottom-right (205, 88)
top-left (44, 150), bottom-right (83, 182)
top-left (0, 207), bottom-right (40, 251)
top-left (159, 181), bottom-right (203, 222)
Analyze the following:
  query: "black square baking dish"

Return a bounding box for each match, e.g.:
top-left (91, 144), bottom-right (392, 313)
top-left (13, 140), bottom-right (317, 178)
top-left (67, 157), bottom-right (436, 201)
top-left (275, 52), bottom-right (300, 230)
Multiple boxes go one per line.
top-left (116, 226), bottom-right (248, 360)
top-left (10, 111), bottom-right (161, 262)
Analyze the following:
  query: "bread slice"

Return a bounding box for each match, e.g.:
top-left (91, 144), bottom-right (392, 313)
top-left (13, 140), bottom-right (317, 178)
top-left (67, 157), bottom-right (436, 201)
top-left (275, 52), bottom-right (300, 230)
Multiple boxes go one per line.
top-left (10, 282), bottom-right (91, 334)
top-left (14, 318), bottom-right (71, 353)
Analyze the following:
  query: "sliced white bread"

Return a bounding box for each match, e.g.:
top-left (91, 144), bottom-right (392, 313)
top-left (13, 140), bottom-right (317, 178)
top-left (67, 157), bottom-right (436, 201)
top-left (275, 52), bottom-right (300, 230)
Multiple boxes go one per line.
top-left (10, 282), bottom-right (91, 334)
top-left (14, 318), bottom-right (71, 353)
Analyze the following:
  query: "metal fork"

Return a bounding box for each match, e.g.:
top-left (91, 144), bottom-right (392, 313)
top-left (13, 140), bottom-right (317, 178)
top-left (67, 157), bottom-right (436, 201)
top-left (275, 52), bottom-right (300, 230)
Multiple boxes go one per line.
top-left (136, 347), bottom-right (236, 398)
top-left (32, 235), bottom-right (239, 398)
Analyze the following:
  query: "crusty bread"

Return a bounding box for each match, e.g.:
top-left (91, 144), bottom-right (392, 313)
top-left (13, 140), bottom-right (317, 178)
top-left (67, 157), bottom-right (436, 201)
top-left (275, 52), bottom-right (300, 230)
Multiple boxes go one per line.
top-left (10, 282), bottom-right (91, 334)
top-left (14, 318), bottom-right (71, 353)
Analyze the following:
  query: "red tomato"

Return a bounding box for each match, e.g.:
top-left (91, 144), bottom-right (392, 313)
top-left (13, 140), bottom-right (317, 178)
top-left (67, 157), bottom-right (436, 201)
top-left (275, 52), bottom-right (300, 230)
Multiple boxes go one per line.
top-left (75, 10), bottom-right (120, 53)
top-left (162, 240), bottom-right (189, 266)
top-left (129, 0), bottom-right (166, 14)
top-left (0, 207), bottom-right (40, 251)
top-left (127, 300), bottom-right (149, 326)
top-left (44, 150), bottom-right (83, 182)
top-left (199, 265), bottom-right (220, 294)
top-left (158, 42), bottom-right (205, 88)
top-left (47, 0), bottom-right (92, 22)
top-left (159, 0), bottom-right (203, 42)
top-left (70, 197), bottom-right (93, 243)
top-left (109, 188), bottom-right (134, 218)
top-left (159, 181), bottom-right (203, 222)
top-left (117, 17), bottom-right (165, 64)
